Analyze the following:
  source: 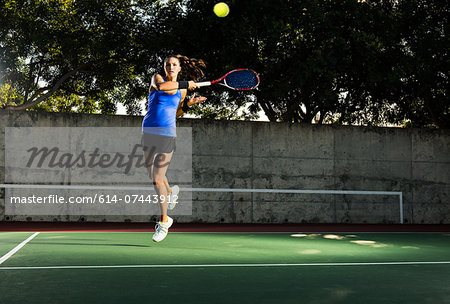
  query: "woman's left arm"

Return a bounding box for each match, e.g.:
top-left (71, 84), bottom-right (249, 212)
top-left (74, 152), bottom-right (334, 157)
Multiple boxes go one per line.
top-left (176, 91), bottom-right (207, 118)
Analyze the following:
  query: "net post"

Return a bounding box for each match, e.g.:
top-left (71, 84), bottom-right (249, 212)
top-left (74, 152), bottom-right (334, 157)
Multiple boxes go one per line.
top-left (399, 192), bottom-right (404, 224)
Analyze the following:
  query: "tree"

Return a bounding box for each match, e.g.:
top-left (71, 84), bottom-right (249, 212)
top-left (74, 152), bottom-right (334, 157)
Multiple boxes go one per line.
top-left (2, 0), bottom-right (447, 128)
top-left (165, 0), bottom-right (401, 123)
top-left (168, 0), bottom-right (448, 127)
top-left (394, 0), bottom-right (449, 128)
top-left (0, 0), bottom-right (157, 114)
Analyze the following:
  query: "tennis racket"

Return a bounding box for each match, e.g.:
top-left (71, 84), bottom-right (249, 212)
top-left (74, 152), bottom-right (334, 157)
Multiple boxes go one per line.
top-left (196, 69), bottom-right (260, 91)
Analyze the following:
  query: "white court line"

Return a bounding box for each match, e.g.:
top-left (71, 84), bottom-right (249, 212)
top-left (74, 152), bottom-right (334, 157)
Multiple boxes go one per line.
top-left (0, 232), bottom-right (39, 265)
top-left (0, 261), bottom-right (449, 270)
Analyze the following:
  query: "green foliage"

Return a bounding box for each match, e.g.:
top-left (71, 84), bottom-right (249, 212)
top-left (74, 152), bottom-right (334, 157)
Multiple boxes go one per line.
top-left (169, 0), bottom-right (448, 127)
top-left (394, 0), bottom-right (449, 128)
top-left (0, 0), bottom-right (151, 113)
top-left (1, 0), bottom-right (448, 127)
top-left (189, 92), bottom-right (259, 120)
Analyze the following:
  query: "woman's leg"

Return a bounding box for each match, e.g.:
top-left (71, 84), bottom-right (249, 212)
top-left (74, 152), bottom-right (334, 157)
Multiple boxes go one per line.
top-left (143, 152), bottom-right (171, 196)
top-left (143, 151), bottom-right (155, 182)
top-left (152, 151), bottom-right (173, 222)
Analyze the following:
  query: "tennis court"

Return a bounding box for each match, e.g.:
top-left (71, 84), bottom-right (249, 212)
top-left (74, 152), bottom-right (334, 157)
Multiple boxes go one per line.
top-left (1, 225), bottom-right (449, 304)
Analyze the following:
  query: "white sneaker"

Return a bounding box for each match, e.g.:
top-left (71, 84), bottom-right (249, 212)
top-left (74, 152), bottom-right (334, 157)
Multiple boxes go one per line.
top-left (167, 185), bottom-right (180, 211)
top-left (152, 216), bottom-right (173, 242)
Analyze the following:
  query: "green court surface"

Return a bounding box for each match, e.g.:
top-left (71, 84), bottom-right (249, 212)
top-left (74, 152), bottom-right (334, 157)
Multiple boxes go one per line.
top-left (0, 232), bottom-right (449, 304)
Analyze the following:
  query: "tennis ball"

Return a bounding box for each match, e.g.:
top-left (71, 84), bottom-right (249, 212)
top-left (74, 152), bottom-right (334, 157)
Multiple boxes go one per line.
top-left (213, 2), bottom-right (229, 18)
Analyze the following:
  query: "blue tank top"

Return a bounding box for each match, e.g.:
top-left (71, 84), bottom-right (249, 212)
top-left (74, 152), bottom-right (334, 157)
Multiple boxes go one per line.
top-left (142, 88), bottom-right (180, 137)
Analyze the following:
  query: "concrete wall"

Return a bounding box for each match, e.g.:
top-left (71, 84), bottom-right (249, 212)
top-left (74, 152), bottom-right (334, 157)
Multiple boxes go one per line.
top-left (1, 110), bottom-right (449, 224)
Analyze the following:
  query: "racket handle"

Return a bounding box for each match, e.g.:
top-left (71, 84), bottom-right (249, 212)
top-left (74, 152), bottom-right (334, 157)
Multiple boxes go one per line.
top-left (196, 81), bottom-right (211, 87)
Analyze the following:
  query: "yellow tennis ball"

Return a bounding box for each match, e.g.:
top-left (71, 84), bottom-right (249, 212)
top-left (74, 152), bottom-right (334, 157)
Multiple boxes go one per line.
top-left (213, 2), bottom-right (229, 18)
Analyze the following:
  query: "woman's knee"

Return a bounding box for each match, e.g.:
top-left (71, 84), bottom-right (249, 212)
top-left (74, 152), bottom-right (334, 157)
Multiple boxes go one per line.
top-left (152, 174), bottom-right (166, 187)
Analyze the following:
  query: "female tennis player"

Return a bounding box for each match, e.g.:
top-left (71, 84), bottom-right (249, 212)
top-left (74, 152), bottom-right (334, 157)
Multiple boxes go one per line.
top-left (142, 54), bottom-right (207, 242)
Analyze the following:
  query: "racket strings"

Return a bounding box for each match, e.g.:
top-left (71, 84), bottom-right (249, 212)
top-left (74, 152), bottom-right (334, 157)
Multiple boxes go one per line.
top-left (224, 70), bottom-right (259, 90)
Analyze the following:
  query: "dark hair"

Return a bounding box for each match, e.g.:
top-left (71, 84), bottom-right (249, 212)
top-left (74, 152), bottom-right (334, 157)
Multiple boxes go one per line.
top-left (164, 54), bottom-right (206, 82)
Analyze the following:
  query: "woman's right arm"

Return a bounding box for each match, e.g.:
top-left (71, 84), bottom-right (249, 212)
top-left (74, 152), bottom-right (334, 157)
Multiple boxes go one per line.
top-left (150, 74), bottom-right (197, 92)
